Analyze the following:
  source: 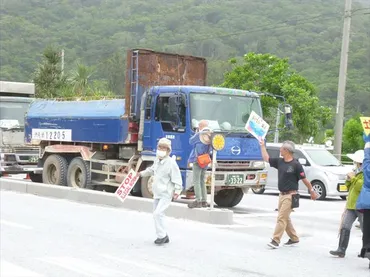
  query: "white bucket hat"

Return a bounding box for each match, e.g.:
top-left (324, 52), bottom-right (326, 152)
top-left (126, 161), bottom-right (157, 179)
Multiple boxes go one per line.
top-left (199, 127), bottom-right (212, 145)
top-left (347, 149), bottom-right (364, 164)
top-left (158, 137), bottom-right (172, 151)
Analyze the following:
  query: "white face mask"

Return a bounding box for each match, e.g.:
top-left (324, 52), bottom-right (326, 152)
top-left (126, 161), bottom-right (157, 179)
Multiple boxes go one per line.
top-left (353, 162), bottom-right (362, 173)
top-left (156, 150), bottom-right (167, 159)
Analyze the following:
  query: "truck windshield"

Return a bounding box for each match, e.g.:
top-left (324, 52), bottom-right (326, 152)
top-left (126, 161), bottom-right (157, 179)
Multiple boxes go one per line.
top-left (190, 93), bottom-right (262, 131)
top-left (0, 100), bottom-right (32, 127)
top-left (304, 149), bottom-right (341, 167)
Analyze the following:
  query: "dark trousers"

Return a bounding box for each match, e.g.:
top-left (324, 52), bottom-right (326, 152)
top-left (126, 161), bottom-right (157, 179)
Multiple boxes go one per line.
top-left (360, 209), bottom-right (370, 258)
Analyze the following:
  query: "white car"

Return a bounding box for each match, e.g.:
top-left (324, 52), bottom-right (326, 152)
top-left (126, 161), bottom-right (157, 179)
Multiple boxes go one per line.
top-left (252, 143), bottom-right (352, 200)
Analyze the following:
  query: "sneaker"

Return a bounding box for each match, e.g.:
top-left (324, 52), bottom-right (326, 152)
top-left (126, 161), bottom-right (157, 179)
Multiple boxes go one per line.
top-left (267, 239), bottom-right (279, 249)
top-left (284, 239), bottom-right (299, 246)
top-left (188, 200), bottom-right (202, 209)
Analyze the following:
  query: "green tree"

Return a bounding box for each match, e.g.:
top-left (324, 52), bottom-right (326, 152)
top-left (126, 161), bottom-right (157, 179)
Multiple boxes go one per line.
top-left (221, 53), bottom-right (332, 143)
top-left (32, 46), bottom-right (67, 98)
top-left (342, 116), bottom-right (365, 154)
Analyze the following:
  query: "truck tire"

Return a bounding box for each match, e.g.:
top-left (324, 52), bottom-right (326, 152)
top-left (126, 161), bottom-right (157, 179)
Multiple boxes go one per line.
top-left (29, 172), bottom-right (43, 183)
top-left (42, 154), bottom-right (68, 186)
top-left (67, 157), bottom-right (91, 189)
top-left (214, 188), bottom-right (244, 207)
top-left (141, 176), bottom-right (154, 199)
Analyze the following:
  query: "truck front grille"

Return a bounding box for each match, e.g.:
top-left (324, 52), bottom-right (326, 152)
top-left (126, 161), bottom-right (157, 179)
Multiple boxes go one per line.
top-left (14, 147), bottom-right (39, 154)
top-left (216, 161), bottom-right (251, 171)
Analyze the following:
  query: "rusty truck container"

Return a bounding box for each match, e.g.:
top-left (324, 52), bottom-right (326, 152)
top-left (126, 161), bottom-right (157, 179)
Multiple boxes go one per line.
top-left (125, 48), bottom-right (207, 119)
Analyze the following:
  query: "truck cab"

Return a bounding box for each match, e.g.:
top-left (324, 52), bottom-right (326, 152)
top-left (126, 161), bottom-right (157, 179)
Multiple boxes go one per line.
top-left (0, 81), bottom-right (41, 180)
top-left (138, 86), bottom-right (268, 207)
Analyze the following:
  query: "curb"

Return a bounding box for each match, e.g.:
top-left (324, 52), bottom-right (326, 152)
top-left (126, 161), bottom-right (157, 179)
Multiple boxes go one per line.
top-left (0, 178), bottom-right (234, 225)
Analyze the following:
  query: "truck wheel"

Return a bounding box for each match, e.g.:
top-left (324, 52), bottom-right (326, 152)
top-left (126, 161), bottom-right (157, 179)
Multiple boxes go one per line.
top-left (29, 172), bottom-right (43, 183)
top-left (252, 186), bottom-right (265, 194)
top-left (42, 154), bottom-right (68, 186)
top-left (67, 157), bottom-right (91, 189)
top-left (141, 176), bottom-right (154, 199)
top-left (214, 188), bottom-right (244, 207)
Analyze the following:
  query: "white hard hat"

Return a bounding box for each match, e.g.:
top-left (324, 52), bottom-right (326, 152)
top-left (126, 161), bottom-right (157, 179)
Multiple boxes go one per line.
top-left (347, 150), bottom-right (364, 164)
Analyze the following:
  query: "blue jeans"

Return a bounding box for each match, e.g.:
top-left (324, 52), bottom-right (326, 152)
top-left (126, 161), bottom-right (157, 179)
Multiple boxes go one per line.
top-left (192, 162), bottom-right (207, 201)
top-left (342, 209), bottom-right (364, 232)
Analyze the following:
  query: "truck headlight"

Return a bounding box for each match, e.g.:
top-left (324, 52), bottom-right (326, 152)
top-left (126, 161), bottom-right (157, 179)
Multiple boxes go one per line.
top-left (252, 161), bottom-right (265, 168)
top-left (188, 163), bottom-right (193, 168)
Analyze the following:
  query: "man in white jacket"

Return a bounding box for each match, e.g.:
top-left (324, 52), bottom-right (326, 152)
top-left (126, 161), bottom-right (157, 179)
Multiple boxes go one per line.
top-left (140, 138), bottom-right (183, 245)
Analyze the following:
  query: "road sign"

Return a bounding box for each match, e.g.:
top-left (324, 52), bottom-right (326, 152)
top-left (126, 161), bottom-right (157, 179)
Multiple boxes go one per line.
top-left (360, 117), bottom-right (370, 135)
top-left (115, 169), bottom-right (140, 202)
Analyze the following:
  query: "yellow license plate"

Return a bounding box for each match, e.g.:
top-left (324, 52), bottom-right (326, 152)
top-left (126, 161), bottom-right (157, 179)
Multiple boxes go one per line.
top-left (339, 185), bottom-right (348, 192)
top-left (260, 173), bottom-right (267, 179)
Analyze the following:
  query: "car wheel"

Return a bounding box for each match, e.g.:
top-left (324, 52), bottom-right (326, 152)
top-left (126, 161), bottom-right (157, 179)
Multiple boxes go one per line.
top-left (251, 186), bottom-right (265, 194)
top-left (311, 181), bottom-right (327, 200)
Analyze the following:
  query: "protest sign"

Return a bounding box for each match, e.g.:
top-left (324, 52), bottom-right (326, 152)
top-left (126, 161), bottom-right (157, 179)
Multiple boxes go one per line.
top-left (245, 110), bottom-right (270, 140)
top-left (115, 169), bottom-right (140, 202)
top-left (360, 117), bottom-right (370, 135)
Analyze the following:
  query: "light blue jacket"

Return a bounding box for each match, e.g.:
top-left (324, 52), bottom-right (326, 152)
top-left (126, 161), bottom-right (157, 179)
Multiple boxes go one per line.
top-left (141, 156), bottom-right (183, 199)
top-left (356, 146), bottom-right (370, 209)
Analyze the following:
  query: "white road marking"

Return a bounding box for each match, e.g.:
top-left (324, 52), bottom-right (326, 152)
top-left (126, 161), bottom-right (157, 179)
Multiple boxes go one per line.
top-left (38, 257), bottom-right (130, 277)
top-left (0, 220), bottom-right (33, 230)
top-left (0, 260), bottom-right (43, 277)
top-left (101, 254), bottom-right (186, 276)
top-left (233, 210), bottom-right (342, 218)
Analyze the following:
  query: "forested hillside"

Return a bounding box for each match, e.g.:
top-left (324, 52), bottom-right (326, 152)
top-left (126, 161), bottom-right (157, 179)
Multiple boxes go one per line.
top-left (1, 0), bottom-right (369, 120)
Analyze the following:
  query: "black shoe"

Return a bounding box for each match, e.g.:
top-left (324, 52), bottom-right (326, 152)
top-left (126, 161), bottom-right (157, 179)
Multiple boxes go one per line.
top-left (201, 201), bottom-right (210, 208)
top-left (284, 239), bottom-right (299, 246)
top-left (267, 239), bottom-right (279, 249)
top-left (154, 235), bottom-right (169, 245)
top-left (329, 229), bottom-right (350, 258)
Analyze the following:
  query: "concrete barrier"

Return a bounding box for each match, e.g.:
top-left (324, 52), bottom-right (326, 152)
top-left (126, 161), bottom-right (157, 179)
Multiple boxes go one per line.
top-left (0, 178), bottom-right (234, 225)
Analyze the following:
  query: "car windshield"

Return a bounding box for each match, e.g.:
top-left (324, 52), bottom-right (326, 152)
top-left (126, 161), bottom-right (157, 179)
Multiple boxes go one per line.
top-left (189, 93), bottom-right (262, 131)
top-left (304, 149), bottom-right (341, 166)
top-left (0, 99), bottom-right (32, 127)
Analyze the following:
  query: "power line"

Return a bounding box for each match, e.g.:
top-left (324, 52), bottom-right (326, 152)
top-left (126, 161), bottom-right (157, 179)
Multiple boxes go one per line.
top-left (164, 12), bottom-right (342, 46)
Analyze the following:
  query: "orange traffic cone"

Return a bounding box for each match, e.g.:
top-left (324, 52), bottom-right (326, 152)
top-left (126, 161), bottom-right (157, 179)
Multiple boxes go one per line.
top-left (24, 174), bottom-right (31, 180)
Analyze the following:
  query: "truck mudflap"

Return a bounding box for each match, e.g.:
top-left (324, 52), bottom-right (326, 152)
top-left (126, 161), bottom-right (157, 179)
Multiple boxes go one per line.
top-left (184, 169), bottom-right (268, 191)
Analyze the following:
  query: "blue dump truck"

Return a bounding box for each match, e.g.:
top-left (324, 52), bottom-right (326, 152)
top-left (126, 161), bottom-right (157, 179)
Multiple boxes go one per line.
top-left (24, 49), bottom-right (292, 207)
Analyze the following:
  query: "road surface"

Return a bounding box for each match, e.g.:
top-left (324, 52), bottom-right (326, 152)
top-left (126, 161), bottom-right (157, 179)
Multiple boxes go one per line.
top-left (1, 190), bottom-right (368, 277)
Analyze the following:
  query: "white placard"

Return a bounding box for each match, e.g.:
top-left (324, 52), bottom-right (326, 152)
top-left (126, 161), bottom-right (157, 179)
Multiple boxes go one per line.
top-left (245, 110), bottom-right (270, 140)
top-left (31, 128), bottom-right (72, 141)
top-left (115, 169), bottom-right (140, 202)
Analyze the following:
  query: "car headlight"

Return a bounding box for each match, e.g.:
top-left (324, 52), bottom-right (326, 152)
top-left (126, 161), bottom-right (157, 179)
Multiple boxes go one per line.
top-left (325, 171), bottom-right (338, 180)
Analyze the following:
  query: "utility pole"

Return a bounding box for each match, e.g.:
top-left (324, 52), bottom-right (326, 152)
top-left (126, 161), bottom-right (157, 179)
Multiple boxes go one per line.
top-left (61, 49), bottom-right (65, 76)
top-left (333, 0), bottom-right (352, 158)
top-left (274, 105), bottom-right (281, 143)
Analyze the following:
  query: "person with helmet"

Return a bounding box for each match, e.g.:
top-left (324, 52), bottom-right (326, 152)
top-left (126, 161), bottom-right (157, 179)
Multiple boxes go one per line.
top-left (139, 138), bottom-right (183, 245)
top-left (356, 133), bottom-right (370, 268)
top-left (329, 148), bottom-right (364, 257)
